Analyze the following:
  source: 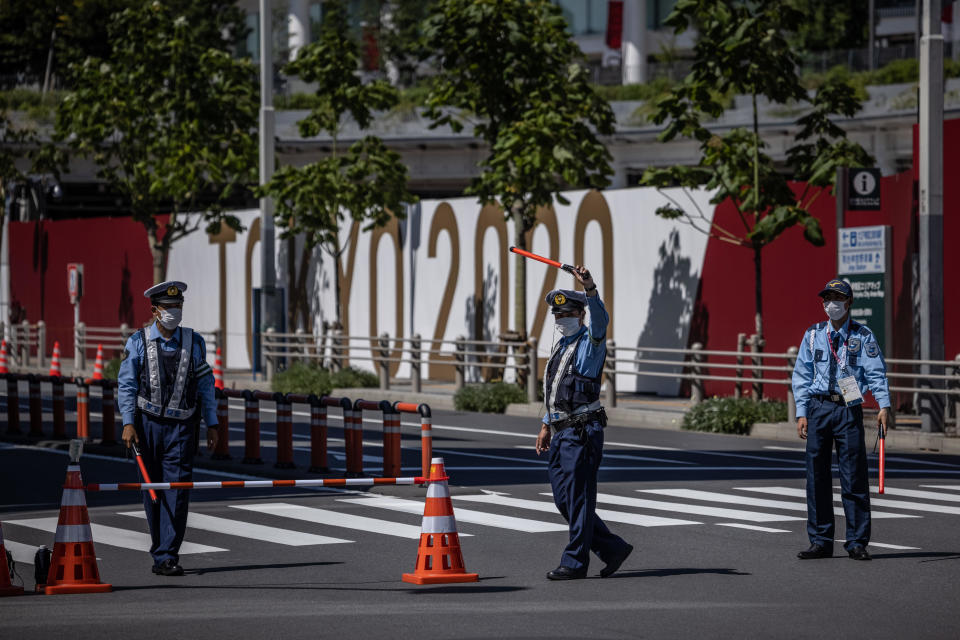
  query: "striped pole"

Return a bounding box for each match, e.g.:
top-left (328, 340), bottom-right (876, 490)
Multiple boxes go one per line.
top-left (347, 402), bottom-right (362, 476)
top-left (51, 378), bottom-right (65, 438)
top-left (212, 389), bottom-right (231, 460)
top-left (242, 390), bottom-right (262, 464)
top-left (5, 375), bottom-right (20, 434)
top-left (28, 374), bottom-right (42, 437)
top-left (100, 382), bottom-right (116, 446)
top-left (395, 402), bottom-right (433, 479)
top-left (383, 407), bottom-right (402, 478)
top-left (310, 398), bottom-right (328, 472)
top-left (274, 395), bottom-right (294, 469)
top-left (75, 379), bottom-right (89, 441)
top-left (87, 475), bottom-right (434, 492)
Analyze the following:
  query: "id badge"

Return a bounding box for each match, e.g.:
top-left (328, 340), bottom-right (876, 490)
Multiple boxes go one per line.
top-left (837, 375), bottom-right (864, 406)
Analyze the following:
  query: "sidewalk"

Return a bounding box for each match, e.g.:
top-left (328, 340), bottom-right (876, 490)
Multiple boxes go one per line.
top-left (221, 373), bottom-right (959, 455)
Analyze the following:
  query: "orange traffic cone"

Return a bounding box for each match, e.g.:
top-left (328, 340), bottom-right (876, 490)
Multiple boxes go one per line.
top-left (0, 521), bottom-right (24, 596)
top-left (45, 443), bottom-right (111, 594)
top-left (49, 341), bottom-right (62, 377)
top-left (0, 340), bottom-right (8, 374)
top-left (91, 344), bottom-right (104, 380)
top-left (402, 457), bottom-right (478, 584)
top-left (213, 347), bottom-right (224, 390)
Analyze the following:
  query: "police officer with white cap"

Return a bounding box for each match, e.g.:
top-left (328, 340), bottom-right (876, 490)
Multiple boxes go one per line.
top-left (792, 278), bottom-right (892, 562)
top-left (535, 265), bottom-right (632, 580)
top-left (118, 280), bottom-right (219, 576)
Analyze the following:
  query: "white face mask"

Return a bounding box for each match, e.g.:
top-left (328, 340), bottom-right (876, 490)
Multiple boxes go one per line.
top-left (555, 316), bottom-right (581, 337)
top-left (823, 301), bottom-right (847, 321)
top-left (157, 307), bottom-right (182, 330)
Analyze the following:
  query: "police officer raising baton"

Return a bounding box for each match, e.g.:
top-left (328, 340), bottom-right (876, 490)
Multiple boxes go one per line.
top-left (536, 265), bottom-right (633, 580)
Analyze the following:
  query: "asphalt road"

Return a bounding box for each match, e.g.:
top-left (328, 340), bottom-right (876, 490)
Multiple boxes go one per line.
top-left (2, 405), bottom-right (960, 639)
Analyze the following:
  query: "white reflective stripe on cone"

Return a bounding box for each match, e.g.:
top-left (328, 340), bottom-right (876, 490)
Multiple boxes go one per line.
top-left (60, 489), bottom-right (88, 506)
top-left (426, 482), bottom-right (451, 498)
top-left (420, 515), bottom-right (458, 534)
top-left (431, 457), bottom-right (443, 464)
top-left (67, 465), bottom-right (81, 472)
top-left (55, 524), bottom-right (93, 543)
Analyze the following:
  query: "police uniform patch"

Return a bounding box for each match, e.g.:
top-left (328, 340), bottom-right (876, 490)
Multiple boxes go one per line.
top-left (553, 293), bottom-right (567, 306)
top-left (865, 342), bottom-right (879, 358)
top-left (848, 338), bottom-right (861, 353)
top-left (120, 348), bottom-right (129, 362)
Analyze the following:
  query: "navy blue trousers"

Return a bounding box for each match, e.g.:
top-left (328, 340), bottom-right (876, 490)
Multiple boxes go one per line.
top-left (548, 420), bottom-right (629, 571)
top-left (805, 398), bottom-right (871, 549)
top-left (137, 414), bottom-right (196, 566)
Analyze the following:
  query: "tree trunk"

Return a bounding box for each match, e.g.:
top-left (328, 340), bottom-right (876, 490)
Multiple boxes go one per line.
top-left (753, 245), bottom-right (763, 340)
top-left (513, 211), bottom-right (527, 337)
top-left (296, 243), bottom-right (312, 332)
top-left (146, 226), bottom-right (166, 284)
top-left (333, 250), bottom-right (344, 331)
top-left (286, 236), bottom-right (297, 330)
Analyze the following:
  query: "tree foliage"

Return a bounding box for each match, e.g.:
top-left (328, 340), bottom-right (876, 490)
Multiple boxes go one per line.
top-left (257, 0), bottom-right (415, 329)
top-left (422, 0), bottom-right (615, 334)
top-left (642, 0), bottom-right (872, 339)
top-left (54, 0), bottom-right (258, 283)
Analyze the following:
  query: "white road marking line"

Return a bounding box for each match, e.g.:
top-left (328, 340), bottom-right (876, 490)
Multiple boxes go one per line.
top-left (230, 503), bottom-right (446, 539)
top-left (836, 539), bottom-right (919, 551)
top-left (764, 446), bottom-right (806, 452)
top-left (715, 523), bottom-right (790, 533)
top-left (119, 511), bottom-right (352, 546)
top-left (637, 489), bottom-right (918, 519)
top-left (338, 496), bottom-right (568, 533)
top-left (920, 485), bottom-right (960, 491)
top-left (587, 493), bottom-right (804, 523)
top-left (3, 539), bottom-right (40, 565)
top-left (870, 487), bottom-right (960, 503)
top-left (739, 487), bottom-right (960, 515)
top-left (881, 456), bottom-right (960, 469)
top-left (5, 517), bottom-right (225, 554)
top-left (510, 446), bottom-right (694, 465)
top-left (453, 494), bottom-right (700, 527)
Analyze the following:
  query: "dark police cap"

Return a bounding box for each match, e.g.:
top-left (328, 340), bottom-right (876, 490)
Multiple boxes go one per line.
top-left (545, 289), bottom-right (587, 314)
top-left (144, 280), bottom-right (188, 305)
top-left (818, 279), bottom-right (852, 298)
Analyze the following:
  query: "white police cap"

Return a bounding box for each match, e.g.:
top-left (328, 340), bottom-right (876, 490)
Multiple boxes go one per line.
top-left (144, 280), bottom-right (188, 304)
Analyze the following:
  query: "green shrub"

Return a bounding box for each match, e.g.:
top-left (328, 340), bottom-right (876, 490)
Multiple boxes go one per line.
top-left (454, 382), bottom-right (527, 413)
top-left (682, 397), bottom-right (788, 435)
top-left (331, 366), bottom-right (380, 389)
top-left (102, 357), bottom-right (121, 380)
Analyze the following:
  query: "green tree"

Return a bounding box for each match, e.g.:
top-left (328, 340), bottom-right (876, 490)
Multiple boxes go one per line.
top-left (641, 0), bottom-right (871, 342)
top-left (55, 1), bottom-right (258, 283)
top-left (422, 0), bottom-right (614, 337)
top-left (786, 0), bottom-right (867, 53)
top-left (257, 0), bottom-right (415, 331)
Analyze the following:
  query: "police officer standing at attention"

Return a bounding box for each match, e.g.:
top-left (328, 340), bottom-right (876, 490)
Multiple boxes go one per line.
top-left (792, 278), bottom-right (892, 562)
top-left (535, 265), bottom-right (632, 580)
top-left (118, 281), bottom-right (219, 576)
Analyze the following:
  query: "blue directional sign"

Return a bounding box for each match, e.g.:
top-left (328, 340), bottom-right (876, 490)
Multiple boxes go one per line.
top-left (838, 225), bottom-right (891, 353)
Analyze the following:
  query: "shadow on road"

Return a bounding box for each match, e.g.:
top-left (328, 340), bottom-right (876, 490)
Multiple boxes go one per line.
top-left (609, 567), bottom-right (751, 579)
top-left (874, 551), bottom-right (960, 562)
top-left (185, 560), bottom-right (343, 575)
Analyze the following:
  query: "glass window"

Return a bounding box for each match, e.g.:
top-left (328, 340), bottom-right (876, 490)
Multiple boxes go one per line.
top-left (556, 0), bottom-right (589, 35)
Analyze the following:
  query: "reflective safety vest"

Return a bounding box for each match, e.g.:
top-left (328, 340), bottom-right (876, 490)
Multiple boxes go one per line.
top-left (136, 327), bottom-right (199, 422)
top-left (543, 331), bottom-right (604, 419)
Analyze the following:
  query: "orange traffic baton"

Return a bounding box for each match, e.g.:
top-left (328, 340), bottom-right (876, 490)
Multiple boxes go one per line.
top-left (509, 246), bottom-right (575, 273)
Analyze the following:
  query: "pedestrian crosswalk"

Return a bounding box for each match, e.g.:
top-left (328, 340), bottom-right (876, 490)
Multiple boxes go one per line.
top-left (6, 482), bottom-right (960, 564)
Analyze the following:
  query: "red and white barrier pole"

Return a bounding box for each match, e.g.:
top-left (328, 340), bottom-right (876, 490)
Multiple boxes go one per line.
top-left (75, 378), bottom-right (89, 441)
top-left (87, 476), bottom-right (434, 492)
top-left (51, 377), bottom-right (66, 438)
top-left (274, 394), bottom-right (294, 469)
top-left (242, 390), bottom-right (262, 464)
top-left (100, 381), bottom-right (117, 446)
top-left (5, 375), bottom-right (21, 435)
top-left (212, 389), bottom-right (231, 460)
top-left (310, 399), bottom-right (328, 472)
top-left (395, 402), bottom-right (433, 479)
top-left (28, 374), bottom-right (43, 437)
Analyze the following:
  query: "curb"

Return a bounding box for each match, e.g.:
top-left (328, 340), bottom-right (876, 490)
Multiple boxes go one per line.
top-left (752, 421), bottom-right (960, 453)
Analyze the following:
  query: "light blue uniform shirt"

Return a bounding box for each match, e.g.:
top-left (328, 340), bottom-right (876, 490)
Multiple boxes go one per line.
top-left (542, 294), bottom-right (609, 424)
top-left (791, 317), bottom-right (891, 419)
top-left (118, 323), bottom-right (218, 427)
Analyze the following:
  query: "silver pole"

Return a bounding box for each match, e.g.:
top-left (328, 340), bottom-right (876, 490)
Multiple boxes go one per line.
top-left (919, 0), bottom-right (945, 432)
top-left (259, 0), bottom-right (281, 333)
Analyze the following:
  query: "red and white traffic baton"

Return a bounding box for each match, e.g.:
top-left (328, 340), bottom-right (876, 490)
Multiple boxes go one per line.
top-left (878, 423), bottom-right (885, 494)
top-left (131, 442), bottom-right (159, 504)
top-left (509, 246), bottom-right (575, 274)
top-left (87, 476), bottom-right (437, 492)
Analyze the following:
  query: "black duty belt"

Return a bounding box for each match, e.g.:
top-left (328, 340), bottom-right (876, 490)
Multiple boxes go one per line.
top-left (550, 408), bottom-right (607, 434)
top-left (813, 393), bottom-right (844, 403)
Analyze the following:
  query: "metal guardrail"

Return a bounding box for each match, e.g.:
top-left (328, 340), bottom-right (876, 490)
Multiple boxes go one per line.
top-left (73, 323), bottom-right (222, 370)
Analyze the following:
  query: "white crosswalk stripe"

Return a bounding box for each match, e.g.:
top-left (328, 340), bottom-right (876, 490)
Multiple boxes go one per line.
top-left (738, 486), bottom-right (960, 515)
top-left (589, 493), bottom-right (804, 523)
top-left (231, 502), bottom-right (442, 539)
top-left (337, 496), bottom-right (569, 533)
top-left (920, 485), bottom-right (960, 491)
top-left (874, 487), bottom-right (960, 503)
top-left (638, 488), bottom-right (919, 519)
top-left (3, 538), bottom-right (40, 565)
top-left (119, 511), bottom-right (353, 546)
top-left (715, 523), bottom-right (791, 533)
top-left (5, 517), bottom-right (225, 554)
top-left (453, 494), bottom-right (701, 527)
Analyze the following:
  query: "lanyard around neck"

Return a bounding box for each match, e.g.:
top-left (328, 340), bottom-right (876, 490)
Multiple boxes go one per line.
top-left (827, 329), bottom-right (847, 371)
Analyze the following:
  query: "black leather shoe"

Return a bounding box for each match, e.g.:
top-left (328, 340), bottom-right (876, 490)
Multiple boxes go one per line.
top-left (600, 544), bottom-right (634, 578)
top-left (546, 565), bottom-right (586, 580)
top-left (152, 560), bottom-right (184, 576)
top-left (847, 546), bottom-right (871, 561)
top-left (797, 544), bottom-right (832, 559)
